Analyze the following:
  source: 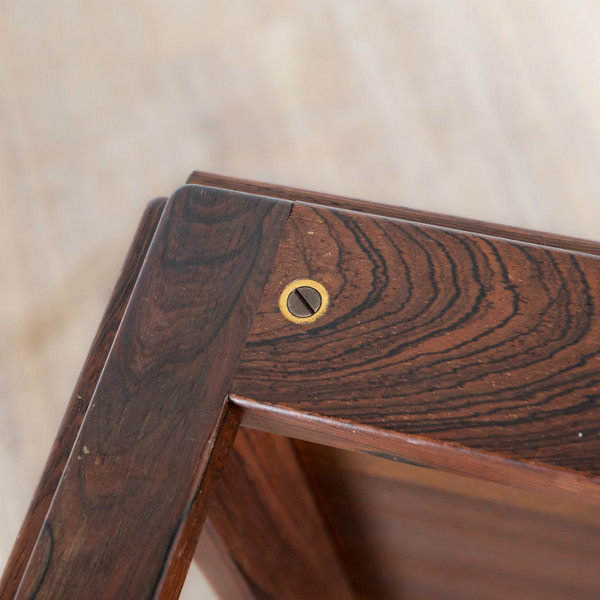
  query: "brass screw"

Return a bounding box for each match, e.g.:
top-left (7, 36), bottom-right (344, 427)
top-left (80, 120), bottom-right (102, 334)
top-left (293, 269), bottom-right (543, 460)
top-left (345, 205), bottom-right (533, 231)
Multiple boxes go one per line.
top-left (279, 280), bottom-right (329, 324)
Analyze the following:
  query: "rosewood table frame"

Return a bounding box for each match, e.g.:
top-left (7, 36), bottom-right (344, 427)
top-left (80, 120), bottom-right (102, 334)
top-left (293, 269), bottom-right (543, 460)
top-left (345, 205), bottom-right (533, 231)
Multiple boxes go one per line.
top-left (3, 172), bottom-right (600, 598)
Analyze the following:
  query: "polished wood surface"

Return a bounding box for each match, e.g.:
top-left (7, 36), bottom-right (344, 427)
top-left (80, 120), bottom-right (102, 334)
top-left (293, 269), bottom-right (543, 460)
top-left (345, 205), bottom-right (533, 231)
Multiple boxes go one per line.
top-left (195, 428), bottom-right (355, 599)
top-left (12, 187), bottom-right (290, 599)
top-left (295, 440), bottom-right (600, 600)
top-left (188, 171), bottom-right (600, 257)
top-left (232, 198), bottom-right (600, 498)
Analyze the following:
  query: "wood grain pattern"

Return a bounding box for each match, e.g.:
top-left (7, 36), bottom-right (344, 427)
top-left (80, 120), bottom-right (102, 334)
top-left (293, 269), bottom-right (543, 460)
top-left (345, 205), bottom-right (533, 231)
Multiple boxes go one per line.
top-left (295, 441), bottom-right (600, 600)
top-left (188, 171), bottom-right (600, 257)
top-left (13, 186), bottom-right (291, 599)
top-left (0, 197), bottom-right (166, 599)
top-left (195, 427), bottom-right (355, 600)
top-left (232, 201), bottom-right (600, 490)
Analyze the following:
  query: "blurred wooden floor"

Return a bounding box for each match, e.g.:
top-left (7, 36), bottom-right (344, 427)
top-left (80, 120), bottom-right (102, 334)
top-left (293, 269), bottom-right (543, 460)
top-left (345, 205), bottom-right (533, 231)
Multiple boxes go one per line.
top-left (2, 1), bottom-right (600, 597)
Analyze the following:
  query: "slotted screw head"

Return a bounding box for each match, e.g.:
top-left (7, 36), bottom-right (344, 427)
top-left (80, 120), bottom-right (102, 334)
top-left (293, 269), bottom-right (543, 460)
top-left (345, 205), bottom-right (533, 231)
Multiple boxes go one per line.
top-left (286, 286), bottom-right (322, 318)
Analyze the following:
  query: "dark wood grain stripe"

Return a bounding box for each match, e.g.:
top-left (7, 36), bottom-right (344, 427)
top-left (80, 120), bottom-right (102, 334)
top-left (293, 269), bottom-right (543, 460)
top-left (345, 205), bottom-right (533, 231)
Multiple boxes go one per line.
top-left (14, 186), bottom-right (291, 600)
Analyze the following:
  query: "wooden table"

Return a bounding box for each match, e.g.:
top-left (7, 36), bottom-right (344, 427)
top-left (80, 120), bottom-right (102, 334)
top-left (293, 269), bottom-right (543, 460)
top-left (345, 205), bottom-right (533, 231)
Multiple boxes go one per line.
top-left (3, 173), bottom-right (600, 599)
